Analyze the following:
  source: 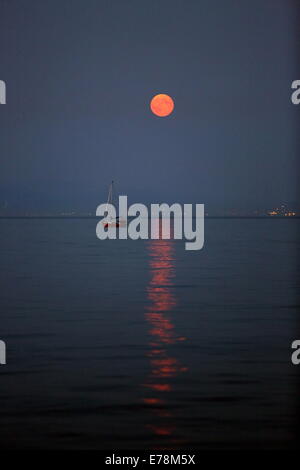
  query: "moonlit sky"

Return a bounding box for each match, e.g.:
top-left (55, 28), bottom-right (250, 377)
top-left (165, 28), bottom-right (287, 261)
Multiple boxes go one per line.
top-left (0, 0), bottom-right (299, 212)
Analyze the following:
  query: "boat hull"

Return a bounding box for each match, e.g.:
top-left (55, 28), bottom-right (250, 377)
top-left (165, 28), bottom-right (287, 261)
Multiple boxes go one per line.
top-left (102, 220), bottom-right (126, 228)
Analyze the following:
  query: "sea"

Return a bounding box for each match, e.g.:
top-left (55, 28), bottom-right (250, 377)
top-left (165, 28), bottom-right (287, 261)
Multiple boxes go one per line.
top-left (0, 217), bottom-right (299, 449)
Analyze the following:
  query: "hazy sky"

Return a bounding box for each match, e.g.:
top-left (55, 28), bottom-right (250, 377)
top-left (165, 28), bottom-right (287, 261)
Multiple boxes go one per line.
top-left (0, 0), bottom-right (299, 212)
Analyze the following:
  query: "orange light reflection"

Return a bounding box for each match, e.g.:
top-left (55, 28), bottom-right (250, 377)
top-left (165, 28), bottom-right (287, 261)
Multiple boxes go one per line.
top-left (141, 223), bottom-right (188, 446)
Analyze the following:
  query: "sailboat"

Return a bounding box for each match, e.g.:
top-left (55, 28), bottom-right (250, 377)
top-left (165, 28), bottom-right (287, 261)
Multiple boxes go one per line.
top-left (102, 180), bottom-right (126, 228)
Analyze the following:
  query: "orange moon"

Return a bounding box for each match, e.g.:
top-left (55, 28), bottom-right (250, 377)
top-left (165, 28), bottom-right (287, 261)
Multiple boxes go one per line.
top-left (150, 94), bottom-right (174, 117)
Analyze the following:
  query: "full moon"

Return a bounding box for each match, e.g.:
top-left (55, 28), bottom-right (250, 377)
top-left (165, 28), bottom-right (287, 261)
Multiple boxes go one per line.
top-left (150, 94), bottom-right (174, 117)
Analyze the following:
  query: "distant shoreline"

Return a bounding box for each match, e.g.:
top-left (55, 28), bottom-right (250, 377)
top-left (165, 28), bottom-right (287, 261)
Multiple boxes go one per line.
top-left (0, 216), bottom-right (299, 220)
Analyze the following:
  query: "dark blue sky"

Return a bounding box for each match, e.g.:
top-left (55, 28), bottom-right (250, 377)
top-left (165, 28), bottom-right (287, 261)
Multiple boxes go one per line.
top-left (0, 0), bottom-right (299, 212)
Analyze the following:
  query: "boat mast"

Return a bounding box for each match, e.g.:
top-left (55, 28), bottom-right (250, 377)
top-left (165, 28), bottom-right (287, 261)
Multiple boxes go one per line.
top-left (105, 180), bottom-right (114, 213)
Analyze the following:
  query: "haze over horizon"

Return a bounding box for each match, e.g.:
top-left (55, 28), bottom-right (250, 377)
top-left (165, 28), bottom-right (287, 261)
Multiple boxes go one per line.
top-left (0, 0), bottom-right (299, 212)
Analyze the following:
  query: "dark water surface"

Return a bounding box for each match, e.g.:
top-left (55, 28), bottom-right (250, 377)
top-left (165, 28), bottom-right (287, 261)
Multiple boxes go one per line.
top-left (0, 218), bottom-right (299, 449)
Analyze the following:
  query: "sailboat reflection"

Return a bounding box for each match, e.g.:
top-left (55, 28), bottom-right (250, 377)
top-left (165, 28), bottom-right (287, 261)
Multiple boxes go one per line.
top-left (142, 221), bottom-right (188, 446)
